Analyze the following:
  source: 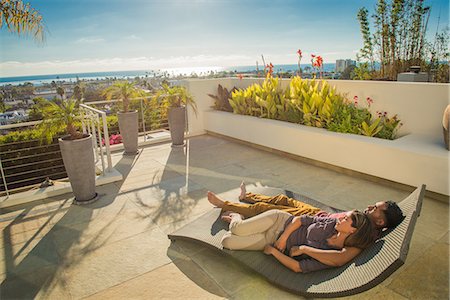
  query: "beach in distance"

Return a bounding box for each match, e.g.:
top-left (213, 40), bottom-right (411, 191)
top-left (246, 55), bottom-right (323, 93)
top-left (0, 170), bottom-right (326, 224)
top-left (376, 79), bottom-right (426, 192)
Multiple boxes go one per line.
top-left (0, 63), bottom-right (338, 86)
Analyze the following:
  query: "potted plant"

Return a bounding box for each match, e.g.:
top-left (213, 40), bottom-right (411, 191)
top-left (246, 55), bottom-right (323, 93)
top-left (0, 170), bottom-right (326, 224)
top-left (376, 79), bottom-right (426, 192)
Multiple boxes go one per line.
top-left (37, 98), bottom-right (97, 204)
top-left (159, 84), bottom-right (197, 147)
top-left (102, 81), bottom-right (146, 155)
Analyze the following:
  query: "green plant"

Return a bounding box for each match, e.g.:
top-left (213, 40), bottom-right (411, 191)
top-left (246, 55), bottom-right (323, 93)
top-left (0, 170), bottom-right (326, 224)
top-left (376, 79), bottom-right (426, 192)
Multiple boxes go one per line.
top-left (36, 97), bottom-right (83, 144)
top-left (158, 84), bottom-right (197, 115)
top-left (102, 81), bottom-right (146, 112)
top-left (375, 112), bottom-right (402, 140)
top-left (208, 84), bottom-right (235, 112)
top-left (0, 0), bottom-right (46, 42)
top-left (360, 118), bottom-right (383, 137)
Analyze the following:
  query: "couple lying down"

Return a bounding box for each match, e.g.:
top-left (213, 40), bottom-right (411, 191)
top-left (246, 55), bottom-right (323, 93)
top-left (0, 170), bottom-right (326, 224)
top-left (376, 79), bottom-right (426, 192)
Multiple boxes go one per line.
top-left (207, 183), bottom-right (404, 273)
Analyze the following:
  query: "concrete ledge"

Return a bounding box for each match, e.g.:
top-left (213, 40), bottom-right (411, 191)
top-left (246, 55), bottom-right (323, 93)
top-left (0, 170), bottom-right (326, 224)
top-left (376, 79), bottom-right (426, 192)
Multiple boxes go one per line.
top-left (0, 168), bottom-right (123, 208)
top-left (204, 110), bottom-right (449, 198)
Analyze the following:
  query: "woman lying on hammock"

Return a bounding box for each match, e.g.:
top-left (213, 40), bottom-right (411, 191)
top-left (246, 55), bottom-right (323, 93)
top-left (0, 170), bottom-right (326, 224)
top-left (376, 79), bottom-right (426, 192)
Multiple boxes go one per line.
top-left (220, 208), bottom-right (373, 273)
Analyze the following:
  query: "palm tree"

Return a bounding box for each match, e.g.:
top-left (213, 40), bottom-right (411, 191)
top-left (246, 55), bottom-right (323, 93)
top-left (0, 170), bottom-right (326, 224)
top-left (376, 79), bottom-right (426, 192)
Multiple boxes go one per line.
top-left (73, 83), bottom-right (85, 101)
top-left (56, 86), bottom-right (65, 100)
top-left (36, 97), bottom-right (82, 143)
top-left (0, 0), bottom-right (46, 42)
top-left (36, 97), bottom-right (97, 202)
top-left (102, 81), bottom-right (145, 112)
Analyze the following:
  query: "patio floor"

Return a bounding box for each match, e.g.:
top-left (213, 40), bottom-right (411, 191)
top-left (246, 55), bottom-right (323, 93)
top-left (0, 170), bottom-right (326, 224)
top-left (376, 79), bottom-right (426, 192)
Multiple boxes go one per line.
top-left (0, 134), bottom-right (448, 299)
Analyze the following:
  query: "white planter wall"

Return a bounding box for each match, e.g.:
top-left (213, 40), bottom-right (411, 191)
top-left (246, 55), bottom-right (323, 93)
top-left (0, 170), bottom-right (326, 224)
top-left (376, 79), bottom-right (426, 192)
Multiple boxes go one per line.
top-left (184, 78), bottom-right (450, 196)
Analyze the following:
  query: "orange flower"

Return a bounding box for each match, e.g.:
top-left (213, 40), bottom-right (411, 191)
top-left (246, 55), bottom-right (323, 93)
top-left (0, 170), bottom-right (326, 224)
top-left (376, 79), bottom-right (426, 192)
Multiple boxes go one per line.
top-left (312, 55), bottom-right (323, 68)
top-left (265, 63), bottom-right (274, 76)
top-left (237, 74), bottom-right (243, 80)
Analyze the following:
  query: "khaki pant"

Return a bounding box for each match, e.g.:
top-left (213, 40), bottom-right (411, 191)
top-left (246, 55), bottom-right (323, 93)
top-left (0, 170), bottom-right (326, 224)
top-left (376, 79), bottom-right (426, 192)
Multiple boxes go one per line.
top-left (221, 192), bottom-right (321, 218)
top-left (221, 210), bottom-right (292, 250)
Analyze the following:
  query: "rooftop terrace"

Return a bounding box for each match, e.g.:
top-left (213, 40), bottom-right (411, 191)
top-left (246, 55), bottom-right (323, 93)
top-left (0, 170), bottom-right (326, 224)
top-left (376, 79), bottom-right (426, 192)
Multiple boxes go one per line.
top-left (0, 134), bottom-right (448, 299)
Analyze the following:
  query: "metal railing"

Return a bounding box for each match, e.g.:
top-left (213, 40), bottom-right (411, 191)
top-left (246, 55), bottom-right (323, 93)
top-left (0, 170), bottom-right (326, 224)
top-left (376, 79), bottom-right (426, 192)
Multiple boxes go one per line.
top-left (0, 95), bottom-right (171, 198)
top-left (80, 103), bottom-right (113, 174)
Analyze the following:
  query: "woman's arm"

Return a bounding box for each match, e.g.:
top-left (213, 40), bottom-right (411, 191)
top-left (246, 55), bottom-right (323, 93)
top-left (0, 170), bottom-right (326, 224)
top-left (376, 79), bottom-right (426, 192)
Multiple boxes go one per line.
top-left (264, 245), bottom-right (302, 272)
top-left (290, 245), bottom-right (362, 267)
top-left (274, 216), bottom-right (302, 251)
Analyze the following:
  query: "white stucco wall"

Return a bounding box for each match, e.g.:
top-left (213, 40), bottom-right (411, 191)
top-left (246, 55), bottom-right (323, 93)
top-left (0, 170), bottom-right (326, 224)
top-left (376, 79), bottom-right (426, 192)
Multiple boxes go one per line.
top-left (184, 78), bottom-right (450, 196)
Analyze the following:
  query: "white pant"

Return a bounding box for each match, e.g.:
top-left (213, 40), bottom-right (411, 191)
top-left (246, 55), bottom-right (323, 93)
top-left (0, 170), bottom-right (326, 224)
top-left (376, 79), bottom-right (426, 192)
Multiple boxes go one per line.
top-left (221, 210), bottom-right (292, 250)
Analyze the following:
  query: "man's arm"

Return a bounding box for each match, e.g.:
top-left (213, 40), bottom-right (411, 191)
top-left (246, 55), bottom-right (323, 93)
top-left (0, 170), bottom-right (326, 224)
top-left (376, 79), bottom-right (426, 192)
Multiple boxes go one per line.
top-left (290, 245), bottom-right (362, 267)
top-left (264, 245), bottom-right (302, 272)
top-left (274, 216), bottom-right (302, 251)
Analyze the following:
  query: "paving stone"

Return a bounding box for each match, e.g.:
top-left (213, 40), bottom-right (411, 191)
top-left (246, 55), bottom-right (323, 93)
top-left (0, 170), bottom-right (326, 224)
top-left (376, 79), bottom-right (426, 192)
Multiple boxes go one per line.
top-left (387, 243), bottom-right (449, 299)
top-left (50, 200), bottom-right (157, 253)
top-left (58, 227), bottom-right (172, 299)
top-left (344, 284), bottom-right (408, 300)
top-left (0, 265), bottom-right (71, 300)
top-left (85, 262), bottom-right (226, 299)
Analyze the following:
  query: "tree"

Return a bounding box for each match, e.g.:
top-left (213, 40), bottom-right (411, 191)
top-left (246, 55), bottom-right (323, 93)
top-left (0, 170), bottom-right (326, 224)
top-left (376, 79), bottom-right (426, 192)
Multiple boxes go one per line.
top-left (0, 0), bottom-right (45, 42)
top-left (56, 86), bottom-right (65, 100)
top-left (36, 97), bottom-right (82, 143)
top-left (356, 0), bottom-right (446, 80)
top-left (73, 83), bottom-right (85, 101)
top-left (340, 65), bottom-right (357, 80)
top-left (27, 97), bottom-right (47, 120)
top-left (102, 81), bottom-right (146, 112)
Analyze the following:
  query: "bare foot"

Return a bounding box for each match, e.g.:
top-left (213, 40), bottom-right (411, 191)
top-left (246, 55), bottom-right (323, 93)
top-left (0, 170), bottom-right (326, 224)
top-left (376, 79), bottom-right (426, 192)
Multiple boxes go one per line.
top-left (239, 181), bottom-right (247, 201)
top-left (221, 211), bottom-right (244, 223)
top-left (207, 191), bottom-right (225, 208)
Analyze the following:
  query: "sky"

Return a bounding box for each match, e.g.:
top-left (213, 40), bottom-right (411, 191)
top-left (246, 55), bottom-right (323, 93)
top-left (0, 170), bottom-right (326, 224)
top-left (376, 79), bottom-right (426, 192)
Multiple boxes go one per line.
top-left (0, 0), bottom-right (448, 77)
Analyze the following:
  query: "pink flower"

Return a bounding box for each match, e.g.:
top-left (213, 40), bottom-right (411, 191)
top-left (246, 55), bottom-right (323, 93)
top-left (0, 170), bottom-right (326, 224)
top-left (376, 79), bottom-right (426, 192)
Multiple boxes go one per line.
top-left (297, 49), bottom-right (303, 57)
top-left (366, 97), bottom-right (374, 107)
top-left (237, 74), bottom-right (243, 80)
top-left (353, 95), bottom-right (359, 105)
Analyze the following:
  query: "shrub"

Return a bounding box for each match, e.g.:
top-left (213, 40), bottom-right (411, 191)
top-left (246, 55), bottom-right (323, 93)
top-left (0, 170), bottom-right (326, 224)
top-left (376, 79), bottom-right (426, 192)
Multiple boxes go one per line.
top-left (225, 75), bottom-right (402, 140)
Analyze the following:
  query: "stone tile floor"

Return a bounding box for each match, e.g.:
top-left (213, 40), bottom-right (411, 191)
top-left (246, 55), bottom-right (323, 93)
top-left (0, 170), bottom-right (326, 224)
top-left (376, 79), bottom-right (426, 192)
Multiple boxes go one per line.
top-left (0, 134), bottom-right (448, 299)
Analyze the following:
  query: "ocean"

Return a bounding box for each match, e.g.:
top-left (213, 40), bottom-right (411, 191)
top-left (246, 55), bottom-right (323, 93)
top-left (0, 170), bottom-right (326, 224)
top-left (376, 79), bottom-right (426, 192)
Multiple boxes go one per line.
top-left (0, 63), bottom-right (337, 86)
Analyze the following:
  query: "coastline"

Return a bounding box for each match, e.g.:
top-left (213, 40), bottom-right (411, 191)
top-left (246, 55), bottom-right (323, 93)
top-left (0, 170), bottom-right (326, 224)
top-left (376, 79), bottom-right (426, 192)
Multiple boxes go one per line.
top-left (0, 63), bottom-right (337, 86)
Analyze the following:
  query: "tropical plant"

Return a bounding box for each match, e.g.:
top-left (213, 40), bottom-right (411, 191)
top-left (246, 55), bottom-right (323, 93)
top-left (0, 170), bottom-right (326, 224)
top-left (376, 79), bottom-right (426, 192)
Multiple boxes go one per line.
top-left (0, 0), bottom-right (46, 42)
top-left (158, 84), bottom-right (197, 114)
top-left (73, 83), bottom-right (86, 101)
top-left (102, 81), bottom-right (146, 113)
top-left (56, 86), bottom-right (65, 100)
top-left (207, 84), bottom-right (235, 112)
top-left (223, 72), bottom-right (403, 140)
top-left (36, 97), bottom-right (83, 144)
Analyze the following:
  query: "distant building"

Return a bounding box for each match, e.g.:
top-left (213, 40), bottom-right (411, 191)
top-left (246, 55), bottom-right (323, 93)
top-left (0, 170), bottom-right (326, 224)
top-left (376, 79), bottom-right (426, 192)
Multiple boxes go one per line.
top-left (335, 59), bottom-right (356, 73)
top-left (0, 109), bottom-right (28, 125)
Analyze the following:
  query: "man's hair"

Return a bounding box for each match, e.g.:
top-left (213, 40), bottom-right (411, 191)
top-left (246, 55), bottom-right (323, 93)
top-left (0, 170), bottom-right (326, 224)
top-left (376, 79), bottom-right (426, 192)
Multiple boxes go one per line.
top-left (384, 201), bottom-right (405, 228)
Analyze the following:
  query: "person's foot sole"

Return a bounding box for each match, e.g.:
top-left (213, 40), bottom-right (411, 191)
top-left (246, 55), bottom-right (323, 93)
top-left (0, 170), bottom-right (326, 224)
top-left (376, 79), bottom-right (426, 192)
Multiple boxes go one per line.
top-left (207, 191), bottom-right (224, 208)
top-left (239, 181), bottom-right (247, 201)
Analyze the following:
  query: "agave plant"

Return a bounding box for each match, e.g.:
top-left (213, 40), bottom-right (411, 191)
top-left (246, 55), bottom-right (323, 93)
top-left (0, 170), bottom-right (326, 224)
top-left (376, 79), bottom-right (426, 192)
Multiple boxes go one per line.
top-left (36, 97), bottom-right (83, 144)
top-left (102, 81), bottom-right (146, 112)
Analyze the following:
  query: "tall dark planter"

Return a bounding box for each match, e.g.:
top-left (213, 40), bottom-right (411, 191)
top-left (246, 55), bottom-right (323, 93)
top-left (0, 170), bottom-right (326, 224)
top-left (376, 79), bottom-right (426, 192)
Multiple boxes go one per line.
top-left (118, 111), bottom-right (139, 155)
top-left (59, 134), bottom-right (97, 203)
top-left (168, 106), bottom-right (186, 147)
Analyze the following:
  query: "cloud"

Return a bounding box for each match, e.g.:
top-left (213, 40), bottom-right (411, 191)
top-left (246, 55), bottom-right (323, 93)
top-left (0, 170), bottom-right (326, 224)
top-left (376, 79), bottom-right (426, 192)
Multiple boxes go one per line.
top-left (126, 34), bottom-right (142, 40)
top-left (75, 37), bottom-right (105, 44)
top-left (0, 54), bottom-right (255, 76)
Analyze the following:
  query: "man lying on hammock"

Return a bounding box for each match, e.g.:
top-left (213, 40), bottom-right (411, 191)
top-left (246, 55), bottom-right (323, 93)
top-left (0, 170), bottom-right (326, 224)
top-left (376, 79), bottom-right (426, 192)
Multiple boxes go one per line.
top-left (207, 183), bottom-right (404, 271)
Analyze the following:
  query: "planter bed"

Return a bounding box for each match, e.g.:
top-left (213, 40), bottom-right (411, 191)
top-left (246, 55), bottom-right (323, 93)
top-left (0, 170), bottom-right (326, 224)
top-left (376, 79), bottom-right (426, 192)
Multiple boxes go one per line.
top-left (204, 110), bottom-right (449, 198)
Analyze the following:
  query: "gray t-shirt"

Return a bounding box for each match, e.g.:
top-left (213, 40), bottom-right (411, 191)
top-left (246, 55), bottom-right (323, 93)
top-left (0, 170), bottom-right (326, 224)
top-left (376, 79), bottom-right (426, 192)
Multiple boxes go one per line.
top-left (284, 215), bottom-right (340, 273)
